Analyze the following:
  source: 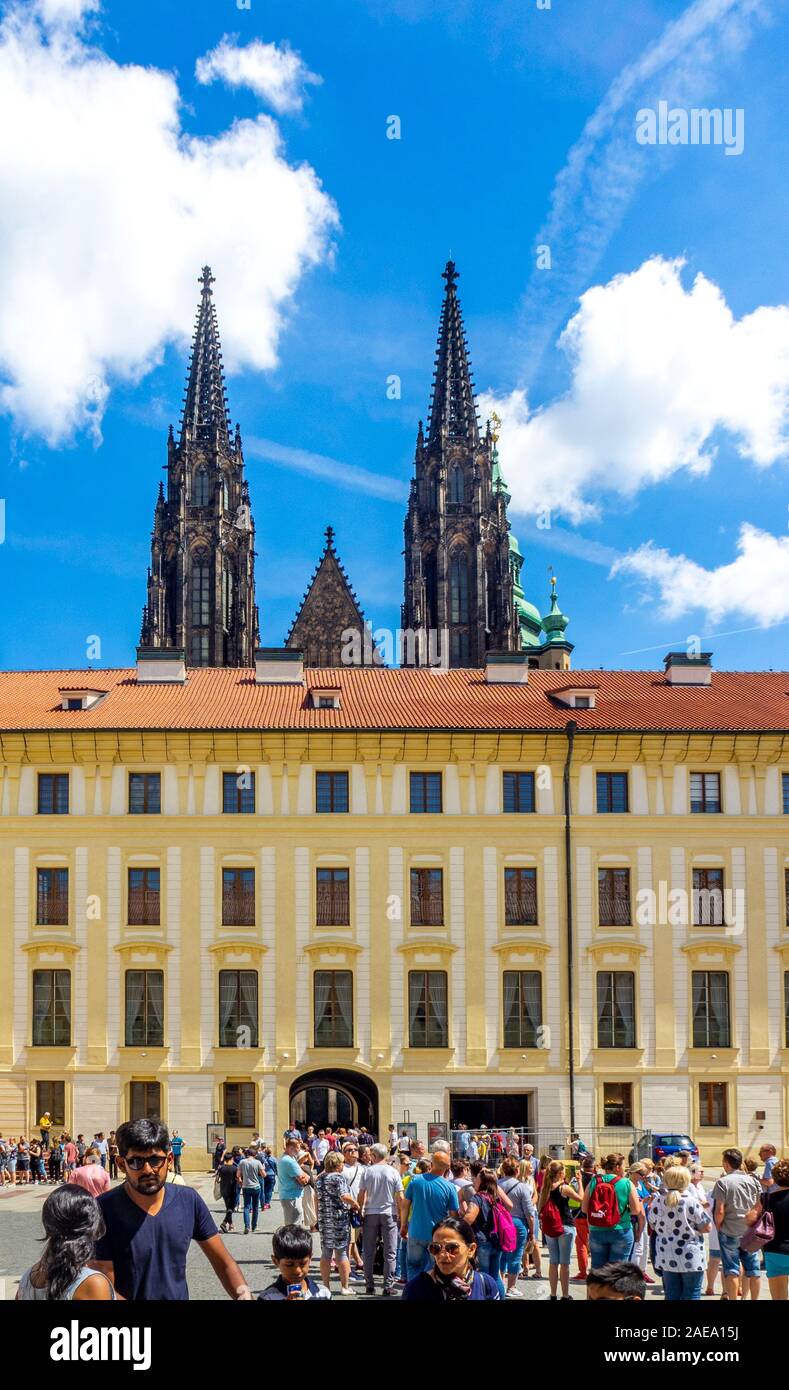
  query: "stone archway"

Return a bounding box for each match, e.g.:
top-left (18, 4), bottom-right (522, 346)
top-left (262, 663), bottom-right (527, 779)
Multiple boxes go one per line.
top-left (289, 1068), bottom-right (379, 1136)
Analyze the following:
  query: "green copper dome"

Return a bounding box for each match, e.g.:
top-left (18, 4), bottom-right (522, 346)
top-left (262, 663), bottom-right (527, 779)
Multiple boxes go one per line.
top-left (542, 577), bottom-right (571, 646)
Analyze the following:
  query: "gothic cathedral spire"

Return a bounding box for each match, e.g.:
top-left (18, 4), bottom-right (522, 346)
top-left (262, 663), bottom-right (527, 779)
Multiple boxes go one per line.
top-left (401, 260), bottom-right (523, 667)
top-left (140, 267), bottom-right (259, 666)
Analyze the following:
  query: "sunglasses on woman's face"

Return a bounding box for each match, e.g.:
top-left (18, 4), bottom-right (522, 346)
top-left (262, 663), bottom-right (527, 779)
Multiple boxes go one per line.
top-left (124, 1154), bottom-right (168, 1172)
top-left (428, 1241), bottom-right (462, 1256)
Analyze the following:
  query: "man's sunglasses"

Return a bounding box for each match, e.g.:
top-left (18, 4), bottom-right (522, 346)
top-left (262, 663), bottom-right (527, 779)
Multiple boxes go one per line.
top-left (428, 1241), bottom-right (462, 1256)
top-left (124, 1155), bottom-right (168, 1172)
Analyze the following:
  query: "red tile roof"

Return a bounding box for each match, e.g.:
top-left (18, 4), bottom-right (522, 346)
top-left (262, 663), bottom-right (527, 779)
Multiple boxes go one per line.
top-left (0, 666), bottom-right (787, 735)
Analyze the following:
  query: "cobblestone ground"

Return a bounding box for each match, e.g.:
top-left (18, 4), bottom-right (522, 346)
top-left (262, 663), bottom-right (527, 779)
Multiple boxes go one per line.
top-left (0, 1174), bottom-right (755, 1302)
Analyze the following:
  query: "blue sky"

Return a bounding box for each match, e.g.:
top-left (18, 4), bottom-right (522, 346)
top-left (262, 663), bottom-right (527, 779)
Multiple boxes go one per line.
top-left (1, 0), bottom-right (788, 671)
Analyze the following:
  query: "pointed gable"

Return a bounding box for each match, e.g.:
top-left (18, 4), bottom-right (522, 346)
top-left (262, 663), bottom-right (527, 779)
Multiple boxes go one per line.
top-left (286, 527), bottom-right (380, 667)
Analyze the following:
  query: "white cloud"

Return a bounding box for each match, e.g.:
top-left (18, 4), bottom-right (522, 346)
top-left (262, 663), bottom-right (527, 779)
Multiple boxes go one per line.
top-left (245, 437), bottom-right (408, 503)
top-left (517, 0), bottom-right (767, 375)
top-left (0, 7), bottom-right (338, 444)
top-left (482, 257), bottom-right (789, 524)
top-left (35, 0), bottom-right (98, 27)
top-left (611, 523), bottom-right (789, 625)
top-left (195, 36), bottom-right (321, 114)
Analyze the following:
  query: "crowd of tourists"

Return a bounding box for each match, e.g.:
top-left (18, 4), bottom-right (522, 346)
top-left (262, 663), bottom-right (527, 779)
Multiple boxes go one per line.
top-left (10, 1116), bottom-right (788, 1303)
top-left (0, 1115), bottom-right (187, 1189)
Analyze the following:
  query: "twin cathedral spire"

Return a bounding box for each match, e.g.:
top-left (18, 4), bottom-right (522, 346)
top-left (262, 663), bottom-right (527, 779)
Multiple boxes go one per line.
top-left (140, 267), bottom-right (258, 666)
top-left (141, 263), bottom-right (570, 670)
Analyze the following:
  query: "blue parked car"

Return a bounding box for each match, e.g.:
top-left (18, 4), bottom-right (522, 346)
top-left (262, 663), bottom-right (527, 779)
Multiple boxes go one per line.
top-left (631, 1133), bottom-right (700, 1165)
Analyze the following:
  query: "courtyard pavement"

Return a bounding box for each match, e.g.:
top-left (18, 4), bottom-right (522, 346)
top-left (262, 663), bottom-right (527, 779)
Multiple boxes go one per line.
top-left (0, 1173), bottom-right (761, 1302)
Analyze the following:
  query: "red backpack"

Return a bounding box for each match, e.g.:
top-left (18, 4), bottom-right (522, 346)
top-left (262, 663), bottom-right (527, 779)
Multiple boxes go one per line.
top-left (539, 1196), bottom-right (566, 1238)
top-left (587, 1175), bottom-right (622, 1228)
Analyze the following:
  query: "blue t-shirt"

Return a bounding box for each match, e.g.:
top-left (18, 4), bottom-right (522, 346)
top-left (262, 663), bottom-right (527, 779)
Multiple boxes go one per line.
top-left (170, 1137), bottom-right (184, 1155)
top-left (277, 1154), bottom-right (305, 1200)
top-left (95, 1183), bottom-right (217, 1300)
top-left (406, 1172), bottom-right (460, 1243)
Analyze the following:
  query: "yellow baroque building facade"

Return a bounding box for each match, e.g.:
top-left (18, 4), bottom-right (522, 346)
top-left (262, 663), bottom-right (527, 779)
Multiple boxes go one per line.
top-left (0, 648), bottom-right (788, 1168)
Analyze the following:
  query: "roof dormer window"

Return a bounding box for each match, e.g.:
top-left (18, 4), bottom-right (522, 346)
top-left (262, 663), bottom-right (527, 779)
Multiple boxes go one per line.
top-left (549, 684), bottom-right (599, 710)
top-left (311, 687), bottom-right (341, 710)
top-left (58, 687), bottom-right (108, 711)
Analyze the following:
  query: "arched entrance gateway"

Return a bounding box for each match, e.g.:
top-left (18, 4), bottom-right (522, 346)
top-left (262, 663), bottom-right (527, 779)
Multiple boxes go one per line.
top-left (289, 1069), bottom-right (379, 1136)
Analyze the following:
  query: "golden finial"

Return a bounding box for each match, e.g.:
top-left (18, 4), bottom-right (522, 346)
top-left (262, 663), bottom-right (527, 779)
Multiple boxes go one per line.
top-left (490, 410), bottom-right (502, 443)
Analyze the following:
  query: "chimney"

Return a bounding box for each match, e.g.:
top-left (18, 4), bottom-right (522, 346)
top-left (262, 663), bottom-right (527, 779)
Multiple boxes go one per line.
top-left (663, 651), bottom-right (713, 686)
top-left (136, 646), bottom-right (187, 684)
top-left (255, 647), bottom-right (305, 685)
top-left (484, 651), bottom-right (530, 685)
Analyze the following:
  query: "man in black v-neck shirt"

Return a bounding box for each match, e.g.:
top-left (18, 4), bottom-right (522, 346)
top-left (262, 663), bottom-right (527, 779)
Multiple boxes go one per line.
top-left (93, 1118), bottom-right (252, 1301)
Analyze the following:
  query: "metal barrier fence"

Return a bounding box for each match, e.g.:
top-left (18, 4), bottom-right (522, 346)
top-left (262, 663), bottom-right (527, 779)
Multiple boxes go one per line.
top-left (447, 1127), bottom-right (653, 1162)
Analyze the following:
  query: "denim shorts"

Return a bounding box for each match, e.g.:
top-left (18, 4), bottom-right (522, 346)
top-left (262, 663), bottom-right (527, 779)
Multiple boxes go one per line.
top-left (321, 1244), bottom-right (349, 1261)
top-left (718, 1231), bottom-right (760, 1278)
top-left (546, 1227), bottom-right (575, 1266)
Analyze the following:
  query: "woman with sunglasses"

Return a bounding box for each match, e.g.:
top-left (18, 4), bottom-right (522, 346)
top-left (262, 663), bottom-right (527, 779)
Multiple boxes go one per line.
top-left (401, 1217), bottom-right (500, 1300)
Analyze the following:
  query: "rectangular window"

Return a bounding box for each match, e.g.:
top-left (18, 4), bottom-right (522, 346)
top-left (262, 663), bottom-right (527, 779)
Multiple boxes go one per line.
top-left (603, 1082), bottom-right (633, 1127)
top-left (222, 868), bottom-right (255, 926)
top-left (314, 970), bottom-right (354, 1047)
top-left (596, 772), bottom-right (629, 813)
top-left (223, 1082), bottom-right (255, 1128)
top-left (191, 632), bottom-right (209, 666)
top-left (692, 971), bottom-right (731, 1047)
top-left (219, 970), bottom-right (259, 1048)
top-left (598, 868), bottom-right (632, 927)
top-left (783, 773), bottom-right (789, 815)
top-left (699, 1082), bottom-right (728, 1128)
top-left (692, 868), bottom-right (724, 926)
top-left (785, 972), bottom-right (789, 1047)
top-left (504, 868), bottom-right (538, 926)
top-left (315, 771), bottom-right (349, 814)
top-left (596, 971), bottom-right (636, 1048)
top-left (130, 1081), bottom-right (161, 1121)
top-left (32, 970), bottom-right (71, 1047)
top-left (125, 970), bottom-right (164, 1047)
top-left (36, 1081), bottom-right (65, 1127)
top-left (410, 868), bottom-right (444, 926)
top-left (408, 970), bottom-right (448, 1048)
top-left (36, 868), bottom-right (69, 926)
top-left (785, 869), bottom-right (789, 929)
top-left (222, 771), bottom-right (255, 814)
top-left (37, 773), bottom-right (69, 815)
top-left (503, 971), bottom-right (543, 1048)
top-left (409, 771), bottom-right (442, 814)
top-left (690, 772), bottom-right (722, 814)
top-left (502, 771), bottom-right (535, 814)
top-left (128, 773), bottom-right (161, 815)
top-left (316, 868), bottom-right (350, 926)
top-left (127, 868), bottom-right (160, 926)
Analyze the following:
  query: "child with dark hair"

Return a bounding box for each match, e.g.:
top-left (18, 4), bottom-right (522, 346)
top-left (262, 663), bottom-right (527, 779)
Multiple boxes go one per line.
top-left (258, 1225), bottom-right (332, 1300)
top-left (16, 1184), bottom-right (116, 1300)
top-left (586, 1261), bottom-right (646, 1301)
